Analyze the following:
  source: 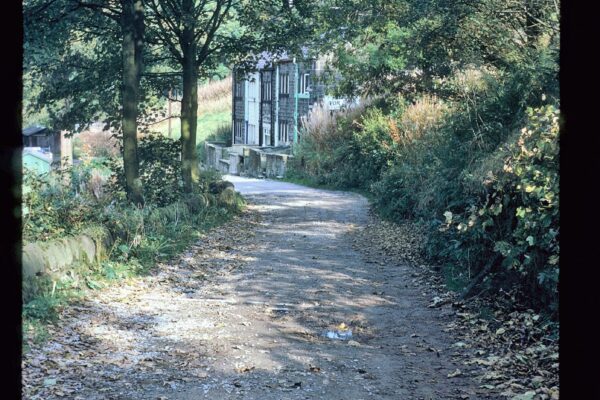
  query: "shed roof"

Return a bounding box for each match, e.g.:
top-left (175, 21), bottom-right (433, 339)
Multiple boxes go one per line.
top-left (22, 125), bottom-right (51, 137)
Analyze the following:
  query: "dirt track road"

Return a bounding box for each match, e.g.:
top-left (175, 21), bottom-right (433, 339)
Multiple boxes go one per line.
top-left (23, 176), bottom-right (494, 399)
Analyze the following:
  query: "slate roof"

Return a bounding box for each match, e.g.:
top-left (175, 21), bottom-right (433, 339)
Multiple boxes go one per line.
top-left (251, 51), bottom-right (279, 70)
top-left (22, 125), bottom-right (50, 137)
top-left (250, 46), bottom-right (312, 70)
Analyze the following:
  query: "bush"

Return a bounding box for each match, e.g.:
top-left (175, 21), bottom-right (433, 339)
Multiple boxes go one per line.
top-left (298, 101), bottom-right (341, 153)
top-left (73, 130), bottom-right (120, 160)
top-left (292, 94), bottom-right (450, 194)
top-left (106, 133), bottom-right (183, 206)
top-left (427, 105), bottom-right (559, 314)
top-left (288, 70), bottom-right (559, 316)
top-left (369, 94), bottom-right (452, 219)
top-left (290, 101), bottom-right (395, 189)
top-left (138, 133), bottom-right (183, 206)
top-left (22, 163), bottom-right (106, 242)
top-left (398, 94), bottom-right (448, 144)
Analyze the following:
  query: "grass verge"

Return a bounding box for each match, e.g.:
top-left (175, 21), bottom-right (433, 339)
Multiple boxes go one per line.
top-left (22, 190), bottom-right (245, 349)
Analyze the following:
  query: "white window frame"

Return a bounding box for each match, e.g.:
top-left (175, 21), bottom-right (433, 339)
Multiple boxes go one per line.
top-left (264, 126), bottom-right (271, 145)
top-left (248, 124), bottom-right (257, 144)
top-left (234, 120), bottom-right (244, 143)
top-left (299, 73), bottom-right (310, 94)
top-left (248, 79), bottom-right (257, 100)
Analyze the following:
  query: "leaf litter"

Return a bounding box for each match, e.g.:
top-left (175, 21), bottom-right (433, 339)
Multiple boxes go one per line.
top-left (351, 210), bottom-right (559, 399)
top-left (22, 209), bottom-right (262, 399)
top-left (22, 186), bottom-right (559, 399)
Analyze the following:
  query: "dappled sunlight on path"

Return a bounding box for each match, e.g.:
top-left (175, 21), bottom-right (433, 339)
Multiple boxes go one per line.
top-left (22, 176), bottom-right (492, 399)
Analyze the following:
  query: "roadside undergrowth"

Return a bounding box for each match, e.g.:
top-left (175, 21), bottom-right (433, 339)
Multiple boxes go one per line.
top-left (351, 212), bottom-right (559, 399)
top-left (288, 71), bottom-right (559, 321)
top-left (23, 195), bottom-right (244, 349)
top-left (22, 137), bottom-right (245, 348)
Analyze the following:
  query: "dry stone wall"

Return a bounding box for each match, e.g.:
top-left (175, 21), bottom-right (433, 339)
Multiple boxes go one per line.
top-left (22, 226), bottom-right (112, 279)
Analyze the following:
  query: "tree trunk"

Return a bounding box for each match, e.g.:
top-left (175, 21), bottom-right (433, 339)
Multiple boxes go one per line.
top-left (180, 0), bottom-right (199, 192)
top-left (120, 0), bottom-right (144, 205)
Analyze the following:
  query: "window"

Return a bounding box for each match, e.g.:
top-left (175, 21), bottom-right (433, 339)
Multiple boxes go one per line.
top-left (234, 80), bottom-right (243, 98)
top-left (248, 124), bottom-right (256, 144)
top-left (234, 120), bottom-right (244, 143)
top-left (264, 126), bottom-right (271, 145)
top-left (299, 73), bottom-right (310, 94)
top-left (278, 121), bottom-right (290, 143)
top-left (261, 81), bottom-right (271, 101)
top-left (248, 79), bottom-right (256, 99)
top-left (279, 73), bottom-right (289, 95)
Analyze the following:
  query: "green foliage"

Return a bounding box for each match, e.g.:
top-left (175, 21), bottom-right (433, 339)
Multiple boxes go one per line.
top-left (431, 106), bottom-right (559, 312)
top-left (98, 185), bottom-right (243, 270)
top-left (290, 78), bottom-right (559, 316)
top-left (22, 170), bottom-right (64, 241)
top-left (368, 60), bottom-right (558, 220)
top-left (338, 109), bottom-right (398, 188)
top-left (138, 134), bottom-right (183, 206)
top-left (106, 133), bottom-right (183, 206)
top-left (23, 289), bottom-right (69, 323)
top-left (22, 151), bottom-right (244, 339)
top-left (290, 104), bottom-right (399, 190)
top-left (313, 0), bottom-right (559, 100)
top-left (22, 164), bottom-right (107, 242)
top-left (206, 123), bottom-right (233, 146)
top-left (24, 0), bottom-right (124, 132)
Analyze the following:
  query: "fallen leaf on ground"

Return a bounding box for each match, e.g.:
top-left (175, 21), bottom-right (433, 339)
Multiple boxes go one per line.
top-left (448, 369), bottom-right (462, 378)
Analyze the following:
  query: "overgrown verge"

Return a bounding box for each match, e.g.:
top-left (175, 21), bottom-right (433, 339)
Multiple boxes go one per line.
top-left (288, 67), bottom-right (559, 320)
top-left (351, 213), bottom-right (559, 399)
top-left (22, 134), bottom-right (244, 347)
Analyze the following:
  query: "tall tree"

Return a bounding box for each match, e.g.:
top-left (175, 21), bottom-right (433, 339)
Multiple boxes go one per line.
top-left (24, 0), bottom-right (122, 131)
top-left (120, 0), bottom-right (145, 204)
top-left (146, 0), bottom-right (234, 192)
top-left (146, 0), bottom-right (313, 192)
top-left (24, 0), bottom-right (148, 204)
top-left (310, 0), bottom-right (559, 100)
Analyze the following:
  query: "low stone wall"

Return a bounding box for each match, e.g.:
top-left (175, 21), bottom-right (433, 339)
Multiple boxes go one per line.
top-left (218, 159), bottom-right (231, 174)
top-left (205, 142), bottom-right (228, 170)
top-left (204, 142), bottom-right (292, 178)
top-left (229, 153), bottom-right (243, 175)
top-left (246, 148), bottom-right (266, 177)
top-left (265, 153), bottom-right (293, 178)
top-left (23, 226), bottom-right (113, 279)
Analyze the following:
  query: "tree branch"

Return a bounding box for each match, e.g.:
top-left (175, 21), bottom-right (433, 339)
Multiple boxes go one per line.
top-left (196, 0), bottom-right (232, 64)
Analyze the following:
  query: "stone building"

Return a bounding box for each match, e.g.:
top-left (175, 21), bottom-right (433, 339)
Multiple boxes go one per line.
top-left (205, 50), bottom-right (354, 178)
top-left (231, 51), bottom-right (328, 147)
